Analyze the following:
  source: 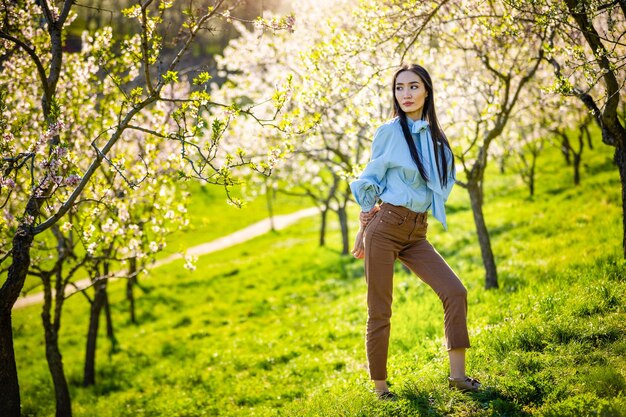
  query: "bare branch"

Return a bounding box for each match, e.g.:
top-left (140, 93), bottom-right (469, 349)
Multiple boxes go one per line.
top-left (140, 0), bottom-right (156, 95)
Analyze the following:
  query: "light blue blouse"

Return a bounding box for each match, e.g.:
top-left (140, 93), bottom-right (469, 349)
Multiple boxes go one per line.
top-left (350, 117), bottom-right (456, 229)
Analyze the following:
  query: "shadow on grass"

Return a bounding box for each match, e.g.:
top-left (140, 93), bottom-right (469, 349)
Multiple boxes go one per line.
top-left (471, 386), bottom-right (533, 417)
top-left (403, 390), bottom-right (446, 416)
top-left (584, 156), bottom-right (616, 175)
top-left (445, 202), bottom-right (470, 215)
top-left (401, 387), bottom-right (531, 416)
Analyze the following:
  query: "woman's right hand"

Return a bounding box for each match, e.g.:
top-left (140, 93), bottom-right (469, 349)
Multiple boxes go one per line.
top-left (359, 206), bottom-right (380, 228)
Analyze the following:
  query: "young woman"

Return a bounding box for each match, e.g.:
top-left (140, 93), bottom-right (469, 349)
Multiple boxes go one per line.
top-left (350, 64), bottom-right (481, 400)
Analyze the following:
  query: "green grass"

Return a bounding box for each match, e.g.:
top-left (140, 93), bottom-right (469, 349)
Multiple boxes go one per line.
top-left (12, 137), bottom-right (626, 416)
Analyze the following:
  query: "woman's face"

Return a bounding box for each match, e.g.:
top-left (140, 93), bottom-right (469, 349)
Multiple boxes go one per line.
top-left (395, 71), bottom-right (428, 120)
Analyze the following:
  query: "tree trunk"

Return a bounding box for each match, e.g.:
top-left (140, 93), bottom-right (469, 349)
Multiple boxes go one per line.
top-left (616, 145), bottom-right (626, 258)
top-left (42, 293), bottom-right (71, 416)
top-left (44, 328), bottom-right (72, 417)
top-left (561, 134), bottom-right (571, 165)
top-left (265, 181), bottom-right (275, 232)
top-left (572, 124), bottom-right (586, 186)
top-left (529, 148), bottom-right (539, 198)
top-left (83, 278), bottom-right (106, 387)
top-left (103, 287), bottom-right (116, 351)
top-left (104, 291), bottom-right (113, 339)
top-left (41, 269), bottom-right (72, 417)
top-left (0, 226), bottom-right (35, 417)
top-left (319, 208), bottom-right (328, 247)
top-left (573, 153), bottom-right (581, 186)
top-left (127, 258), bottom-right (137, 324)
top-left (0, 311), bottom-right (20, 417)
top-left (337, 204), bottom-right (349, 255)
top-left (467, 183), bottom-right (498, 289)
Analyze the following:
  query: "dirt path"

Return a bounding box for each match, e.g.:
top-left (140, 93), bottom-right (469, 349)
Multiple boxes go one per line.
top-left (14, 207), bottom-right (318, 309)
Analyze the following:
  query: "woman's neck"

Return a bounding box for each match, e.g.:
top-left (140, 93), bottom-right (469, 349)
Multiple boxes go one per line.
top-left (405, 111), bottom-right (423, 121)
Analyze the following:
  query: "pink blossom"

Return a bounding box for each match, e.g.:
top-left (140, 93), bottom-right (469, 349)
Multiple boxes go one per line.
top-left (1, 133), bottom-right (15, 152)
top-left (221, 109), bottom-right (235, 119)
top-left (65, 174), bottom-right (81, 187)
top-left (34, 177), bottom-right (51, 197)
top-left (285, 15), bottom-right (296, 33)
top-left (1, 177), bottom-right (16, 189)
top-left (41, 158), bottom-right (61, 171)
top-left (42, 121), bottom-right (66, 141)
top-left (55, 146), bottom-right (68, 158)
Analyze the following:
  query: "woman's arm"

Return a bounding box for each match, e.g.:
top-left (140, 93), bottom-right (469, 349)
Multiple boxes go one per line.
top-left (349, 124), bottom-right (393, 212)
top-left (350, 124), bottom-right (393, 259)
top-left (351, 205), bottom-right (380, 259)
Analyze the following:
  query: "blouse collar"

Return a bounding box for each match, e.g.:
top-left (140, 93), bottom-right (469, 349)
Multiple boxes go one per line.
top-left (406, 117), bottom-right (429, 134)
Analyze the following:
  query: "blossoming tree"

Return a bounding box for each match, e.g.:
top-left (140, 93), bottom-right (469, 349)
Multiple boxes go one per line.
top-left (0, 1), bottom-right (295, 415)
top-left (211, 0), bottom-right (402, 254)
top-left (504, 0), bottom-right (626, 256)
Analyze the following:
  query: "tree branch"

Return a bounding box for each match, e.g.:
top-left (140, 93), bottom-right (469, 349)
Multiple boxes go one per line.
top-left (59, 0), bottom-right (74, 26)
top-left (155, 0), bottom-right (226, 93)
top-left (564, 0), bottom-right (621, 123)
top-left (140, 0), bottom-right (156, 95)
top-left (34, 99), bottom-right (155, 234)
top-left (0, 32), bottom-right (51, 102)
top-left (399, 0), bottom-right (451, 63)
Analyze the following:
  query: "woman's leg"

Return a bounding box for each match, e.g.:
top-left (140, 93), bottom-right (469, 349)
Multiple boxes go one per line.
top-left (363, 220), bottom-right (400, 387)
top-left (448, 348), bottom-right (466, 379)
top-left (448, 347), bottom-right (481, 391)
top-left (398, 239), bottom-right (471, 375)
top-left (373, 379), bottom-right (389, 392)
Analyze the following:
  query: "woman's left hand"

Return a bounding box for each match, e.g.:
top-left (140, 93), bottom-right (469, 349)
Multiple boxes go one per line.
top-left (352, 228), bottom-right (365, 259)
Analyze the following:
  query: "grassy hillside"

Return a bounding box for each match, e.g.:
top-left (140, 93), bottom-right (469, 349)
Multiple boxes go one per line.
top-left (12, 139), bottom-right (626, 416)
top-left (19, 182), bottom-right (304, 296)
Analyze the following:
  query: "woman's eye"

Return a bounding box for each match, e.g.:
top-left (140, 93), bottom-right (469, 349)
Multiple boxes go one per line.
top-left (411, 85), bottom-right (418, 89)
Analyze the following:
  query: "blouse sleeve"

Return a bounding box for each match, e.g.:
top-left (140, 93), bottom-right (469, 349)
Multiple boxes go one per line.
top-left (350, 125), bottom-right (392, 212)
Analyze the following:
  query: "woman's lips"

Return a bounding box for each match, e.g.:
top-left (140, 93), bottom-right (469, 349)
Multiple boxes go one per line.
top-left (403, 101), bottom-right (414, 106)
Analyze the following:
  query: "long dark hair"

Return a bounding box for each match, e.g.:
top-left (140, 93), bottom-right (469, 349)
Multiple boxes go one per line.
top-left (392, 64), bottom-right (453, 186)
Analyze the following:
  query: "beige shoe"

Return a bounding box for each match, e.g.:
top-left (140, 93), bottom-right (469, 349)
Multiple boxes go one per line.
top-left (448, 376), bottom-right (481, 392)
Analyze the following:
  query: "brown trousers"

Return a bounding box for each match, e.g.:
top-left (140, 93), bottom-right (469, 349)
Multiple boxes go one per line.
top-left (363, 203), bottom-right (470, 380)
